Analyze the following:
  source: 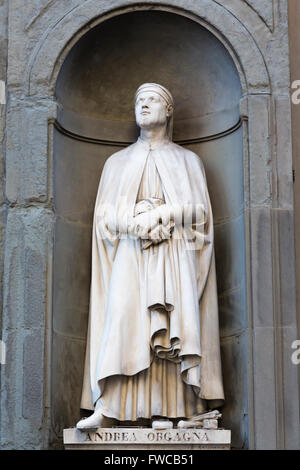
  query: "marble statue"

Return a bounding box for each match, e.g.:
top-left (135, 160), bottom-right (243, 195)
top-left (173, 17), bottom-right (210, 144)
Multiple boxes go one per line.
top-left (77, 83), bottom-right (224, 431)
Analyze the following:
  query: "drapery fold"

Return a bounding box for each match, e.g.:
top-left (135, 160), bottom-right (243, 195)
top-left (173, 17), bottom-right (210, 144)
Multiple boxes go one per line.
top-left (97, 356), bottom-right (208, 421)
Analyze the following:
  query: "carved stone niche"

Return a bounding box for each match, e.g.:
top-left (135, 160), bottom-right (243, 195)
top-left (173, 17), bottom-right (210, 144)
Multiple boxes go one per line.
top-left (53, 10), bottom-right (245, 448)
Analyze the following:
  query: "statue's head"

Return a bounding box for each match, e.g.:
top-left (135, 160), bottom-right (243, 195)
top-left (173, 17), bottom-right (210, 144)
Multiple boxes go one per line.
top-left (135, 83), bottom-right (174, 138)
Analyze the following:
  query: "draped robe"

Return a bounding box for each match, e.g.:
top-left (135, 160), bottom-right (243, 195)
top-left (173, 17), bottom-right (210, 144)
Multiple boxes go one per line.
top-left (80, 137), bottom-right (224, 418)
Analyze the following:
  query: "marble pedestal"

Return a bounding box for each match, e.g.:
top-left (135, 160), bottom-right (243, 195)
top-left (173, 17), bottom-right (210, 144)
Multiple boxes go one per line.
top-left (63, 427), bottom-right (231, 450)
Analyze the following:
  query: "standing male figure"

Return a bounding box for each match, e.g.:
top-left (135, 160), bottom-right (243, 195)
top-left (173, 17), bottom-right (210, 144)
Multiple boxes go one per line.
top-left (77, 83), bottom-right (224, 430)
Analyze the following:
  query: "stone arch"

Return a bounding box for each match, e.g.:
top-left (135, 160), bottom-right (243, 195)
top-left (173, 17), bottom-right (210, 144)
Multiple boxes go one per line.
top-left (25, 0), bottom-right (271, 97)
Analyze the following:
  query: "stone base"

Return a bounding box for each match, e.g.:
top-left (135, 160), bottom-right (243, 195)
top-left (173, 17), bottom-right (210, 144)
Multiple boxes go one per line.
top-left (63, 427), bottom-right (231, 450)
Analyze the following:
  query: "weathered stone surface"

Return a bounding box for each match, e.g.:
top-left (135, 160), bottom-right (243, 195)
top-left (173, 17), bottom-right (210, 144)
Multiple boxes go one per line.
top-left (3, 207), bottom-right (53, 329)
top-left (53, 129), bottom-right (114, 224)
top-left (0, 330), bottom-right (19, 449)
top-left (24, 247), bottom-right (45, 328)
top-left (0, 328), bottom-right (46, 449)
top-left (6, 97), bottom-right (55, 203)
top-left (220, 332), bottom-right (249, 450)
top-left (0, 4), bottom-right (8, 406)
top-left (282, 326), bottom-right (300, 449)
top-left (274, 96), bottom-right (294, 209)
top-left (188, 127), bottom-right (244, 224)
top-left (214, 215), bottom-right (246, 295)
top-left (276, 209), bottom-right (297, 327)
top-left (264, 1), bottom-right (290, 93)
top-left (22, 330), bottom-right (44, 422)
top-left (53, 217), bottom-right (91, 339)
top-left (248, 207), bottom-right (273, 327)
top-left (0, 206), bottom-right (7, 321)
top-left (252, 326), bottom-right (277, 450)
top-left (21, 0), bottom-right (270, 96)
top-left (219, 285), bottom-right (247, 339)
top-left (0, 207), bottom-right (54, 448)
top-left (0, 1), bottom-right (8, 80)
top-left (7, 0), bottom-right (82, 89)
top-left (245, 0), bottom-right (274, 30)
top-left (247, 207), bottom-right (300, 449)
top-left (0, 114), bottom-right (6, 205)
top-left (248, 96), bottom-right (272, 207)
top-left (51, 331), bottom-right (86, 439)
top-left (249, 206), bottom-right (298, 327)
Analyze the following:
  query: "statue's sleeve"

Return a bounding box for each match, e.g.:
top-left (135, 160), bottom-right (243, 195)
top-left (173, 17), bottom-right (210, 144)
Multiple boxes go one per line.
top-left (94, 159), bottom-right (136, 242)
top-left (155, 202), bottom-right (206, 228)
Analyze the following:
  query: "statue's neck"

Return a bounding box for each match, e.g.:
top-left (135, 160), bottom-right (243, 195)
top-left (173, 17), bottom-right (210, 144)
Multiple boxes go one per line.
top-left (139, 126), bottom-right (169, 147)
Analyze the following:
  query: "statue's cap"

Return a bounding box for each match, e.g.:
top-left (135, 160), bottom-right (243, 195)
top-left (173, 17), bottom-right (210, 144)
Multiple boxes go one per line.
top-left (135, 83), bottom-right (174, 107)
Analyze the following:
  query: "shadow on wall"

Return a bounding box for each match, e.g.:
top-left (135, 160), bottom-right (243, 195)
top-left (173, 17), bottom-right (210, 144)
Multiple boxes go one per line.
top-left (52, 10), bottom-right (246, 448)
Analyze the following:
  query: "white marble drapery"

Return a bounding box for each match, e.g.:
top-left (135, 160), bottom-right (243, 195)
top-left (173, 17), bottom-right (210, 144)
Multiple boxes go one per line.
top-left (80, 138), bottom-right (224, 416)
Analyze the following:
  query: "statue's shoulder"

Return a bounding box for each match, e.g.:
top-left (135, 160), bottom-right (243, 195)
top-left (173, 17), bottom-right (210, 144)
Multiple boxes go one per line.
top-left (106, 145), bottom-right (131, 163)
top-left (103, 144), bottom-right (133, 171)
top-left (170, 142), bottom-right (205, 170)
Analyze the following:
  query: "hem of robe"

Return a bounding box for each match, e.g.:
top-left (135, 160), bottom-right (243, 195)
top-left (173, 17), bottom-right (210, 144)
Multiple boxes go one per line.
top-left (92, 356), bottom-right (217, 421)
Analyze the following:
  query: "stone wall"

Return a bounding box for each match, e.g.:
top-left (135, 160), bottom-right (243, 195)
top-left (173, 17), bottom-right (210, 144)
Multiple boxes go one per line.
top-left (0, 0), bottom-right (299, 450)
top-left (289, 0), bottom-right (300, 340)
top-left (0, 0), bottom-right (8, 443)
top-left (288, 0), bottom-right (300, 420)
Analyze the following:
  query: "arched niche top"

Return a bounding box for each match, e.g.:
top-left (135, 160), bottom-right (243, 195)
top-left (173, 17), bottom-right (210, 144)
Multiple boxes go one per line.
top-left (26, 0), bottom-right (270, 97)
top-left (55, 10), bottom-right (242, 143)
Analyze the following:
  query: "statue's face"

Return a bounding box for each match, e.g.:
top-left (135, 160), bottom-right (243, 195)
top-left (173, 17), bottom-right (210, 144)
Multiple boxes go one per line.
top-left (135, 91), bottom-right (170, 130)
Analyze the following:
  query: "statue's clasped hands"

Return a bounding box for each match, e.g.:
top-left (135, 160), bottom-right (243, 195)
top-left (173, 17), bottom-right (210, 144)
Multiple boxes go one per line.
top-left (128, 203), bottom-right (175, 247)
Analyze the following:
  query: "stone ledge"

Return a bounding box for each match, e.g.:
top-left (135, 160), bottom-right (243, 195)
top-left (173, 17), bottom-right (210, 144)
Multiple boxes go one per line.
top-left (63, 427), bottom-right (231, 450)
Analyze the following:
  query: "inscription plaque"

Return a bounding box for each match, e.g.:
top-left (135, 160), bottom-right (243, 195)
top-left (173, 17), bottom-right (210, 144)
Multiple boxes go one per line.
top-left (64, 428), bottom-right (231, 450)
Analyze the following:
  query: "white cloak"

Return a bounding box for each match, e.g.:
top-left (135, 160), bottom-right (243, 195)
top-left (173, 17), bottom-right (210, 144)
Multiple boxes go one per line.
top-left (80, 137), bottom-right (225, 413)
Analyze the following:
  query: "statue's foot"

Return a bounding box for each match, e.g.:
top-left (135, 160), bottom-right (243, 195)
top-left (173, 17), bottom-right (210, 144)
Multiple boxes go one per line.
top-left (152, 419), bottom-right (173, 430)
top-left (177, 418), bottom-right (218, 429)
top-left (76, 407), bottom-right (105, 430)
